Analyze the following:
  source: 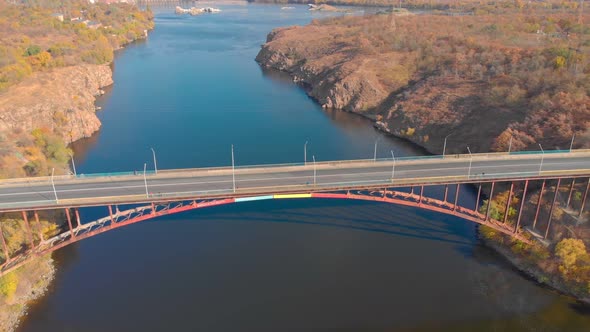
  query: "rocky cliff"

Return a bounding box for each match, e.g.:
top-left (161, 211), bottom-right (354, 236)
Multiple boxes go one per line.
top-left (0, 65), bottom-right (113, 143)
top-left (256, 13), bottom-right (590, 154)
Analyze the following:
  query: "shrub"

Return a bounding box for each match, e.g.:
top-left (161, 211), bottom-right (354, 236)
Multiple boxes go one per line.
top-left (555, 238), bottom-right (587, 275)
top-left (23, 45), bottom-right (41, 57)
top-left (0, 272), bottom-right (18, 301)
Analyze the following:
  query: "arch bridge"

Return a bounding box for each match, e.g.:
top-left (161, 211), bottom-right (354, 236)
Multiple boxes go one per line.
top-left (1, 150), bottom-right (589, 276)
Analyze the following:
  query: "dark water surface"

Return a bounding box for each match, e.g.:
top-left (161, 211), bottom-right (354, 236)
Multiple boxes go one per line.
top-left (20, 3), bottom-right (590, 332)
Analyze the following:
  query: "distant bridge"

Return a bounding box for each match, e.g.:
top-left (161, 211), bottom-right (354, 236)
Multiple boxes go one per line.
top-left (1, 149), bottom-right (589, 276)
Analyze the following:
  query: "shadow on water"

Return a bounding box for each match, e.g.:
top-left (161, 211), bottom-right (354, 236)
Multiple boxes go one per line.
top-left (168, 198), bottom-right (476, 251)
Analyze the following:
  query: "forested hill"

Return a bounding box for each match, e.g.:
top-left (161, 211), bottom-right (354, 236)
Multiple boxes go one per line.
top-left (256, 3), bottom-right (590, 153)
top-left (0, 0), bottom-right (153, 91)
top-left (248, 0), bottom-right (583, 12)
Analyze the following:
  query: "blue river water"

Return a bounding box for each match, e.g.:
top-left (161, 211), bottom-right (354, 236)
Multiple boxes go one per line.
top-left (19, 3), bottom-right (590, 332)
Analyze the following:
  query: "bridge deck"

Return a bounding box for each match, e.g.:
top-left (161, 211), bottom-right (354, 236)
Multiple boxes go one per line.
top-left (0, 151), bottom-right (589, 212)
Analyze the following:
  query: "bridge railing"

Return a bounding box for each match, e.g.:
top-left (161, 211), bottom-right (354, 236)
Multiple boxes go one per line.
top-left (0, 148), bottom-right (589, 187)
top-left (1, 164), bottom-right (589, 211)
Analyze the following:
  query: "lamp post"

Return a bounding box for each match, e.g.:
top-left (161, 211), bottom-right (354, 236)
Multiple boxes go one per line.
top-left (374, 138), bottom-right (380, 161)
top-left (50, 167), bottom-right (58, 203)
top-left (391, 150), bottom-right (395, 183)
top-left (70, 153), bottom-right (77, 176)
top-left (150, 147), bottom-right (158, 174)
top-left (443, 133), bottom-right (453, 157)
top-left (467, 146), bottom-right (473, 179)
top-left (508, 136), bottom-right (513, 153)
top-left (231, 144), bottom-right (236, 192)
top-left (570, 134), bottom-right (575, 152)
top-left (538, 143), bottom-right (544, 175)
top-left (312, 155), bottom-right (316, 185)
top-left (304, 140), bottom-right (308, 165)
top-left (143, 163), bottom-right (149, 198)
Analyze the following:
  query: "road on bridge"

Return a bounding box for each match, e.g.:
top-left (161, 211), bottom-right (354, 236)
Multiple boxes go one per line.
top-left (0, 151), bottom-right (589, 211)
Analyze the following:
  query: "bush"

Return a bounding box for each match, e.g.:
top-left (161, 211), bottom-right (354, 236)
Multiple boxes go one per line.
top-left (0, 272), bottom-right (18, 301)
top-left (23, 45), bottom-right (41, 57)
top-left (555, 238), bottom-right (587, 275)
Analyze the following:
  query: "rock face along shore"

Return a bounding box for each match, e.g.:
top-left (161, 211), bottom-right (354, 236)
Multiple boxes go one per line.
top-left (256, 13), bottom-right (590, 155)
top-left (0, 65), bottom-right (113, 143)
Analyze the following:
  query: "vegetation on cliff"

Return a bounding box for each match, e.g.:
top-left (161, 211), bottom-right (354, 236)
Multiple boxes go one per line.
top-left (249, 0), bottom-right (583, 13)
top-left (256, 1), bottom-right (590, 153)
top-left (479, 181), bottom-right (590, 300)
top-left (0, 0), bottom-right (154, 91)
top-left (0, 1), bottom-right (153, 330)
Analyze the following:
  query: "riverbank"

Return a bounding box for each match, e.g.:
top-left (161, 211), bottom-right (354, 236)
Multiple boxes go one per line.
top-left (255, 8), bottom-right (590, 302)
top-left (0, 256), bottom-right (54, 332)
top-left (0, 2), bottom-right (154, 331)
top-left (480, 229), bottom-right (590, 304)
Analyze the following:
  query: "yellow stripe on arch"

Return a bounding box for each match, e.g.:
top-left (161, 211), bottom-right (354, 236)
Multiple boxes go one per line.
top-left (273, 193), bottom-right (312, 199)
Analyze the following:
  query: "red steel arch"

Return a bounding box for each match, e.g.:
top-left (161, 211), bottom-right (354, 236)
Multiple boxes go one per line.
top-left (0, 188), bottom-right (532, 277)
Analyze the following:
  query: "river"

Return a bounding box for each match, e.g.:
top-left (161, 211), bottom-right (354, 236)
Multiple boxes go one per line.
top-left (19, 3), bottom-right (590, 331)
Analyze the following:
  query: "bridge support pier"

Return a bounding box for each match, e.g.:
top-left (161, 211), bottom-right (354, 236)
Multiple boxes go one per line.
top-left (443, 185), bottom-right (449, 203)
top-left (503, 183), bottom-right (514, 224)
top-left (453, 184), bottom-right (460, 212)
top-left (579, 178), bottom-right (590, 218)
top-left (0, 221), bottom-right (9, 263)
top-left (21, 211), bottom-right (34, 248)
top-left (34, 211), bottom-right (43, 243)
top-left (566, 178), bottom-right (576, 208)
top-left (418, 186), bottom-right (424, 205)
top-left (108, 205), bottom-right (116, 226)
top-left (65, 208), bottom-right (75, 238)
top-left (515, 180), bottom-right (529, 233)
top-left (75, 209), bottom-right (81, 227)
top-left (485, 182), bottom-right (495, 221)
top-left (545, 179), bottom-right (561, 239)
top-left (533, 180), bottom-right (546, 229)
top-left (475, 184), bottom-right (482, 212)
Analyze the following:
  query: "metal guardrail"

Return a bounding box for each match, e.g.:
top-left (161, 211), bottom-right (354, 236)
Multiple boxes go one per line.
top-left (0, 148), bottom-right (589, 187)
top-left (1, 166), bottom-right (589, 211)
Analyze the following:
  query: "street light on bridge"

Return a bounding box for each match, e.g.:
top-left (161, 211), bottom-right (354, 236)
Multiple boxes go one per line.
top-left (466, 146), bottom-right (473, 179)
top-left (150, 147), bottom-right (158, 174)
top-left (231, 144), bottom-right (236, 193)
top-left (570, 134), bottom-right (575, 152)
top-left (312, 155), bottom-right (316, 185)
top-left (538, 143), bottom-right (545, 175)
top-left (143, 163), bottom-right (149, 198)
top-left (391, 150), bottom-right (396, 182)
top-left (304, 140), bottom-right (308, 165)
top-left (374, 137), bottom-right (381, 161)
top-left (50, 167), bottom-right (58, 203)
top-left (443, 133), bottom-right (453, 157)
top-left (70, 153), bottom-right (77, 176)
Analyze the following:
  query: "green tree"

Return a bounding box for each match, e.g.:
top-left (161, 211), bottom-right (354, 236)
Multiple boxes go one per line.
top-left (23, 45), bottom-right (41, 57)
top-left (555, 238), bottom-right (587, 275)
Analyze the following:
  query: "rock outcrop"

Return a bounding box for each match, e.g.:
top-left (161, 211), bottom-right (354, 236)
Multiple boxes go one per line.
top-left (0, 65), bottom-right (113, 143)
top-left (256, 14), bottom-right (590, 154)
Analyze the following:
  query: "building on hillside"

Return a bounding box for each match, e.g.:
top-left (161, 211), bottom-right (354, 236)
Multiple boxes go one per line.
top-left (83, 20), bottom-right (103, 29)
top-left (95, 0), bottom-right (131, 3)
top-left (51, 13), bottom-right (64, 22)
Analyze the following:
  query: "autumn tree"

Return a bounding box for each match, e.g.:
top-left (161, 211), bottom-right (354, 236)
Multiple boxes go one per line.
top-left (555, 238), bottom-right (588, 277)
